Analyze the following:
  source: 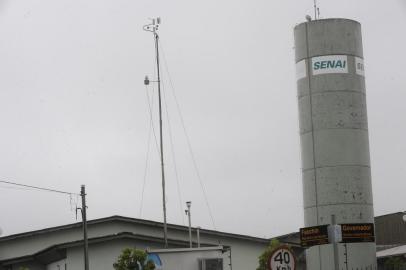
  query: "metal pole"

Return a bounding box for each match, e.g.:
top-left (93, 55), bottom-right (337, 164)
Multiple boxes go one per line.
top-left (186, 201), bottom-right (192, 248)
top-left (196, 226), bottom-right (201, 248)
top-left (154, 31), bottom-right (168, 249)
top-left (81, 185), bottom-right (89, 270)
top-left (331, 214), bottom-right (339, 270)
top-left (313, 0), bottom-right (317, 20)
top-left (228, 248), bottom-right (233, 270)
top-left (344, 243), bottom-right (349, 270)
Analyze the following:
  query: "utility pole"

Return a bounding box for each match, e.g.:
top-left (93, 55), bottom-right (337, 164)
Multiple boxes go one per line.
top-left (331, 214), bottom-right (339, 270)
top-left (143, 17), bottom-right (168, 248)
top-left (186, 201), bottom-right (192, 248)
top-left (228, 248), bottom-right (233, 270)
top-left (196, 226), bottom-right (201, 248)
top-left (81, 185), bottom-right (89, 270)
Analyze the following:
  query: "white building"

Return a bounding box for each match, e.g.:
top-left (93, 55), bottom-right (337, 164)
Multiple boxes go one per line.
top-left (0, 216), bottom-right (285, 270)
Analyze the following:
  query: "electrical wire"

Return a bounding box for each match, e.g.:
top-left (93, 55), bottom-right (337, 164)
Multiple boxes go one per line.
top-left (139, 122), bottom-right (152, 218)
top-left (144, 86), bottom-right (160, 156)
top-left (161, 77), bottom-right (186, 226)
top-left (0, 180), bottom-right (81, 217)
top-left (139, 86), bottom-right (156, 218)
top-left (141, 44), bottom-right (185, 224)
top-left (0, 184), bottom-right (32, 191)
top-left (158, 40), bottom-right (217, 230)
top-left (69, 193), bottom-right (80, 212)
top-left (0, 180), bottom-right (79, 196)
top-left (139, 42), bottom-right (162, 217)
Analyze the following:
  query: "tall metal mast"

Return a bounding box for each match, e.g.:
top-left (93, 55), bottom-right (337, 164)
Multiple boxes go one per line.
top-left (143, 17), bottom-right (168, 248)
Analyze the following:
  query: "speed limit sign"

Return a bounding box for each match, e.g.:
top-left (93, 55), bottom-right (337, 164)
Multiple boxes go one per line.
top-left (268, 246), bottom-right (296, 270)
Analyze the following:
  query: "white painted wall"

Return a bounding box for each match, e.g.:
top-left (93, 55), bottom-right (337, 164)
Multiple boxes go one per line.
top-left (46, 259), bottom-right (66, 270)
top-left (0, 219), bottom-right (268, 270)
top-left (155, 249), bottom-right (223, 270)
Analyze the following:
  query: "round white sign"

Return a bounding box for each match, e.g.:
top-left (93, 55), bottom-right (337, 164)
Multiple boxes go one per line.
top-left (268, 246), bottom-right (296, 270)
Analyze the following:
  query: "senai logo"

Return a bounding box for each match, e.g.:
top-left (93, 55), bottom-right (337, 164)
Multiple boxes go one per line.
top-left (312, 55), bottom-right (348, 75)
top-left (147, 253), bottom-right (163, 270)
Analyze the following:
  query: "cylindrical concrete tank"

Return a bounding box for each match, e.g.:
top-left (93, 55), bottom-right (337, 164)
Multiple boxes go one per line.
top-left (294, 18), bottom-right (376, 269)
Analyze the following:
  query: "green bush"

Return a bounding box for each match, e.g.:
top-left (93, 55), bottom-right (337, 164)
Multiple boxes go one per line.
top-left (113, 248), bottom-right (155, 270)
top-left (256, 239), bottom-right (281, 270)
top-left (384, 256), bottom-right (406, 270)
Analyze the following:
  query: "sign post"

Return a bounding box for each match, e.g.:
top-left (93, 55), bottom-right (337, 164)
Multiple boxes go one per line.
top-left (300, 222), bottom-right (375, 270)
top-left (267, 246), bottom-right (296, 270)
top-left (331, 215), bottom-right (339, 270)
top-left (300, 223), bottom-right (375, 247)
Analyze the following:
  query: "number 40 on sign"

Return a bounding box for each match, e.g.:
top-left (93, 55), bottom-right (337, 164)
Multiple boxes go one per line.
top-left (267, 246), bottom-right (296, 270)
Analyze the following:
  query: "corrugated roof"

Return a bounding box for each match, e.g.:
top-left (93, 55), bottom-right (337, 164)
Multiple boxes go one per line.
top-left (0, 232), bottom-right (209, 265)
top-left (375, 212), bottom-right (405, 219)
top-left (0, 215), bottom-right (270, 244)
top-left (377, 245), bottom-right (406, 258)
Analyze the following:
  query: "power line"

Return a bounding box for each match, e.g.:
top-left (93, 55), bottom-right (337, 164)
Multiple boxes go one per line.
top-left (0, 180), bottom-right (81, 214)
top-left (0, 179), bottom-right (88, 270)
top-left (0, 180), bottom-right (79, 196)
top-left (0, 184), bottom-right (31, 191)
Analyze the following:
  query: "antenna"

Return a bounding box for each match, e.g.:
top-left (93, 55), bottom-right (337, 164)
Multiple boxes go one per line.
top-left (313, 0), bottom-right (318, 20)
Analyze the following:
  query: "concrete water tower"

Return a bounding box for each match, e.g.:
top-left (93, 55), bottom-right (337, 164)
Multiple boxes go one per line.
top-left (294, 18), bottom-right (376, 269)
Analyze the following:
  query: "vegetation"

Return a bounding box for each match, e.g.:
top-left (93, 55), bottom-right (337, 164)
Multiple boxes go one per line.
top-left (113, 248), bottom-right (155, 270)
top-left (384, 256), bottom-right (406, 270)
top-left (256, 239), bottom-right (281, 270)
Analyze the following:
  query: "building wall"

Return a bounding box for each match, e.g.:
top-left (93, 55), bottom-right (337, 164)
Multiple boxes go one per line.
top-left (156, 249), bottom-right (223, 270)
top-left (375, 213), bottom-right (406, 246)
top-left (7, 261), bottom-right (44, 270)
top-left (66, 238), bottom-right (162, 270)
top-left (377, 256), bottom-right (406, 270)
top-left (0, 228), bottom-right (80, 262)
top-left (65, 239), bottom-right (227, 270)
top-left (1, 239), bottom-right (227, 270)
top-left (0, 219), bottom-right (269, 270)
top-left (47, 259), bottom-right (67, 270)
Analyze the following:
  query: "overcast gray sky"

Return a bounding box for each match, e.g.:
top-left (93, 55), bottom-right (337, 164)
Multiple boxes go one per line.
top-left (0, 0), bottom-right (405, 239)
